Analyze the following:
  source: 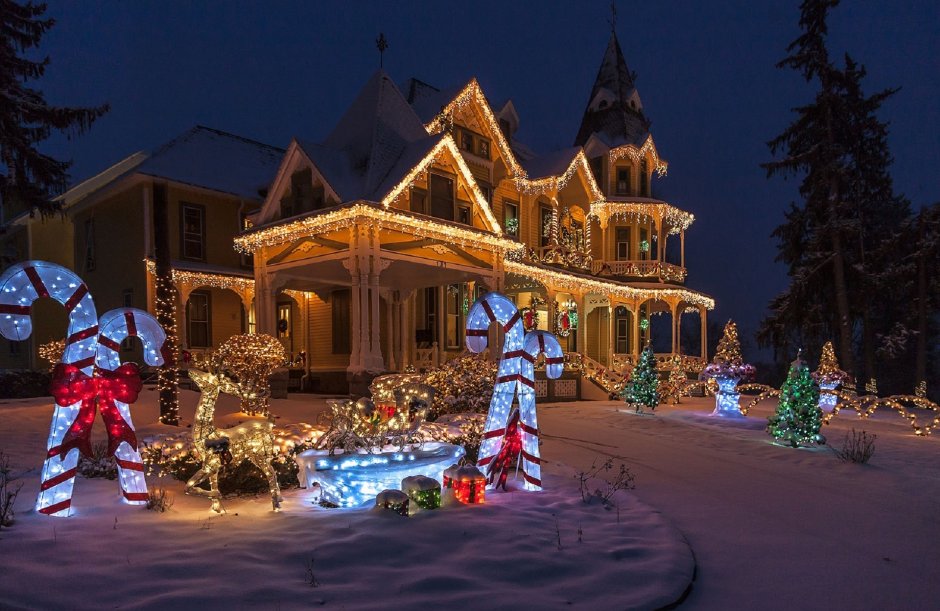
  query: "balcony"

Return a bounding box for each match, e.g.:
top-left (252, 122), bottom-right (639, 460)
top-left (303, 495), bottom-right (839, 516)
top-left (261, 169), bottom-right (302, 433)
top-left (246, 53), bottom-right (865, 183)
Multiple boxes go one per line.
top-left (591, 260), bottom-right (688, 283)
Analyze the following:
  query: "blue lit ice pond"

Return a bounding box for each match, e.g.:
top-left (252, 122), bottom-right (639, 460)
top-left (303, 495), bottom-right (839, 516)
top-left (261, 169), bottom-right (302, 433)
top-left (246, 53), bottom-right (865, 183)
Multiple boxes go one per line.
top-left (295, 442), bottom-right (466, 508)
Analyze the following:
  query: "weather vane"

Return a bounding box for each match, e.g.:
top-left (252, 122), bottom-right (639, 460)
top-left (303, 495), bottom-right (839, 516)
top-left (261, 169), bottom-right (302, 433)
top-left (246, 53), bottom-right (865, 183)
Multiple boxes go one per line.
top-left (608, 1), bottom-right (618, 34)
top-left (376, 32), bottom-right (388, 68)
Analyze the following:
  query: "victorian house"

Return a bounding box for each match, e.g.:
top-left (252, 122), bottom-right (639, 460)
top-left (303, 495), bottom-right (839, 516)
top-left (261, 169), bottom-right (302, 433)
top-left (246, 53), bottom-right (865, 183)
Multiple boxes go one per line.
top-left (240, 32), bottom-right (713, 394)
top-left (1, 32), bottom-right (713, 397)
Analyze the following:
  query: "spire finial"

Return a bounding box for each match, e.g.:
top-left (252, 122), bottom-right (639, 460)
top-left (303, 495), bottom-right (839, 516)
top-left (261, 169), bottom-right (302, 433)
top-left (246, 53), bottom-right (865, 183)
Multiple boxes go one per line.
top-left (375, 33), bottom-right (388, 68)
top-left (608, 1), bottom-right (618, 34)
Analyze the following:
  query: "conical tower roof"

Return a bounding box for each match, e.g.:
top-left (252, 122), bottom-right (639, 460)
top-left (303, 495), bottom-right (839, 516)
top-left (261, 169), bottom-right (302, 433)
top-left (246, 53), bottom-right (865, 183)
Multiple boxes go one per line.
top-left (574, 32), bottom-right (651, 148)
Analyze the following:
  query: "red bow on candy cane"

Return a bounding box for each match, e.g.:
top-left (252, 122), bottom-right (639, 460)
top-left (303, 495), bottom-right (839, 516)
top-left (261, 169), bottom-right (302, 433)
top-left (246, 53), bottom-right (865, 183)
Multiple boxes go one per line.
top-left (48, 362), bottom-right (143, 459)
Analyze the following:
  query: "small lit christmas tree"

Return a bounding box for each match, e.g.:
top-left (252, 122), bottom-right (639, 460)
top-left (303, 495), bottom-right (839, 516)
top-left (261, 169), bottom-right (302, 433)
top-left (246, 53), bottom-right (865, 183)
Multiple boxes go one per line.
top-left (621, 345), bottom-right (659, 412)
top-left (662, 355), bottom-right (687, 405)
top-left (767, 353), bottom-right (824, 448)
top-left (812, 341), bottom-right (850, 411)
top-left (703, 320), bottom-right (754, 417)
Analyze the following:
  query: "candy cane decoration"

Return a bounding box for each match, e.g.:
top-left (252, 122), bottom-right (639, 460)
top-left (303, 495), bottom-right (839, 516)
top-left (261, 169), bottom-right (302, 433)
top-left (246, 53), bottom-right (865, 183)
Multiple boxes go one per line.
top-left (0, 261), bottom-right (98, 516)
top-left (466, 292), bottom-right (562, 491)
top-left (95, 308), bottom-right (166, 505)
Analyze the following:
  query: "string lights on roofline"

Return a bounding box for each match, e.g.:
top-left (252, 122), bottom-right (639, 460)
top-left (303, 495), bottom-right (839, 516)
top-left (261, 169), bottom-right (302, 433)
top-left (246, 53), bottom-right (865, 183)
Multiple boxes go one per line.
top-left (608, 135), bottom-right (668, 176)
top-left (234, 203), bottom-right (522, 255)
top-left (590, 201), bottom-right (695, 234)
top-left (503, 260), bottom-right (715, 309)
top-left (144, 259), bottom-right (255, 297)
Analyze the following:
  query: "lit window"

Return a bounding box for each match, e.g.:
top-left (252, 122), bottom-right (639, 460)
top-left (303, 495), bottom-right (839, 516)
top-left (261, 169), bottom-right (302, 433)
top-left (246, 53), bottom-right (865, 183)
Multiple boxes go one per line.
top-left (181, 204), bottom-right (206, 261)
top-left (187, 291), bottom-right (211, 347)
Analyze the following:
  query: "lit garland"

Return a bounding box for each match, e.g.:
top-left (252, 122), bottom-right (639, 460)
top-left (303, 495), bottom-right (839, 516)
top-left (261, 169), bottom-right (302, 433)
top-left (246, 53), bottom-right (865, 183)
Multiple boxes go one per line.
top-left (235, 202), bottom-right (521, 255)
top-left (590, 200), bottom-right (695, 235)
top-left (380, 136), bottom-right (500, 231)
top-left (608, 135), bottom-right (668, 176)
top-left (145, 259), bottom-right (255, 300)
top-left (824, 393), bottom-right (940, 437)
top-left (504, 260), bottom-right (715, 309)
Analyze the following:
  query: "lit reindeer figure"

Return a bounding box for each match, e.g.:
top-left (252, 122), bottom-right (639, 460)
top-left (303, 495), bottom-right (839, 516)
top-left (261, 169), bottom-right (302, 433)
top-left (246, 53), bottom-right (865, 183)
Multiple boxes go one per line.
top-left (186, 357), bottom-right (281, 513)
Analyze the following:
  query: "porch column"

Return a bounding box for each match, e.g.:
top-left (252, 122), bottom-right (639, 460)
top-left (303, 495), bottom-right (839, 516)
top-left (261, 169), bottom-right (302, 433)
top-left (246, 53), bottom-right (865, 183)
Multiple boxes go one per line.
top-left (348, 263), bottom-right (362, 372)
top-left (632, 302), bottom-right (641, 356)
top-left (607, 304), bottom-right (616, 365)
top-left (671, 301), bottom-right (679, 354)
top-left (367, 266), bottom-right (383, 371)
top-left (576, 293), bottom-right (587, 356)
top-left (655, 215), bottom-right (663, 262)
top-left (546, 290), bottom-right (557, 334)
top-left (700, 305), bottom-right (708, 360)
top-left (680, 229), bottom-right (686, 269)
top-left (386, 293), bottom-right (396, 372)
top-left (255, 276), bottom-right (276, 337)
top-left (437, 285), bottom-right (446, 365)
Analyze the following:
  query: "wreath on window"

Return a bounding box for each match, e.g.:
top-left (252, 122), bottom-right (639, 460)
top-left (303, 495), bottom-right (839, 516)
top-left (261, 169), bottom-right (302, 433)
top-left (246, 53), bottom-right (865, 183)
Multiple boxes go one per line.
top-left (555, 311), bottom-right (572, 337)
top-left (277, 319), bottom-right (289, 333)
top-left (521, 307), bottom-right (539, 331)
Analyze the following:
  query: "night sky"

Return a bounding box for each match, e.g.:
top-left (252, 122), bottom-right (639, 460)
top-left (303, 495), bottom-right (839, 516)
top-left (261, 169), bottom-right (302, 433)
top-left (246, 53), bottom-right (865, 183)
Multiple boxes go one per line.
top-left (36, 1), bottom-right (940, 355)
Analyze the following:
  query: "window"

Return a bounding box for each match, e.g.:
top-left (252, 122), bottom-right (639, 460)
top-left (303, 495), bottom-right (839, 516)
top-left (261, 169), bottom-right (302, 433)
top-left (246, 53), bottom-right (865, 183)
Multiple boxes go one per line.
top-left (120, 337), bottom-right (136, 352)
top-left (8, 340), bottom-right (22, 356)
top-left (640, 227), bottom-right (649, 261)
top-left (572, 220), bottom-right (585, 250)
top-left (616, 168), bottom-right (630, 195)
top-left (539, 205), bottom-right (553, 247)
top-left (410, 187), bottom-right (429, 215)
top-left (240, 214), bottom-right (254, 267)
top-left (457, 203), bottom-right (471, 225)
top-left (503, 199), bottom-right (519, 238)
top-left (616, 228), bottom-right (630, 260)
top-left (331, 289), bottom-right (351, 354)
top-left (479, 184), bottom-right (493, 205)
top-left (83, 219), bottom-right (96, 272)
top-left (122, 289), bottom-right (133, 308)
top-left (429, 173), bottom-right (455, 221)
top-left (187, 291), bottom-right (211, 347)
top-left (416, 287), bottom-right (437, 345)
top-left (477, 139), bottom-right (490, 159)
top-left (445, 284), bottom-right (465, 349)
top-left (181, 203), bottom-right (206, 261)
top-left (460, 130), bottom-right (474, 152)
top-left (616, 314), bottom-right (630, 354)
top-left (640, 159), bottom-right (649, 195)
top-left (277, 303), bottom-right (291, 339)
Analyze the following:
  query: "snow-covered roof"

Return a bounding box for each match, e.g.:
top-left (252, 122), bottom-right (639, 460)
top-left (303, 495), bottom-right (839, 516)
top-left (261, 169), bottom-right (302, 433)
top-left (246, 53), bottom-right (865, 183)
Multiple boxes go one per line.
top-left (522, 147), bottom-right (582, 180)
top-left (55, 126), bottom-right (285, 209)
top-left (137, 126), bottom-right (284, 200)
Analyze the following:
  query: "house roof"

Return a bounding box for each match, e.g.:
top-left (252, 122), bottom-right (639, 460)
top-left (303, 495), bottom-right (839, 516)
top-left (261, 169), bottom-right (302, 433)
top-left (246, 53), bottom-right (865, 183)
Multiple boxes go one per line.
top-left (55, 126), bottom-right (285, 209)
top-left (136, 126), bottom-right (284, 199)
top-left (574, 32), bottom-right (652, 148)
top-left (521, 146), bottom-right (582, 180)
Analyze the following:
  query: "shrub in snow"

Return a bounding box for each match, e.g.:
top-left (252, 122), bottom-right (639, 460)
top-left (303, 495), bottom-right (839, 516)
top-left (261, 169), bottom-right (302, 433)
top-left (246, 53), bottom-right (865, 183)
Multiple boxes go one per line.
top-left (145, 487), bottom-right (174, 512)
top-left (0, 449), bottom-right (23, 528)
top-left (576, 458), bottom-right (636, 507)
top-left (423, 353), bottom-right (497, 420)
top-left (142, 423), bottom-right (320, 496)
top-left (0, 369), bottom-right (52, 399)
top-left (832, 429), bottom-right (876, 464)
top-left (77, 441), bottom-right (118, 480)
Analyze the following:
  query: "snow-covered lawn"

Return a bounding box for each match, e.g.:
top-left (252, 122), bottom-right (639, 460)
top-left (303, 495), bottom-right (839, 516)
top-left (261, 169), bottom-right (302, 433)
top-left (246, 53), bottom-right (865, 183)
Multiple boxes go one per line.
top-left (1, 388), bottom-right (938, 609)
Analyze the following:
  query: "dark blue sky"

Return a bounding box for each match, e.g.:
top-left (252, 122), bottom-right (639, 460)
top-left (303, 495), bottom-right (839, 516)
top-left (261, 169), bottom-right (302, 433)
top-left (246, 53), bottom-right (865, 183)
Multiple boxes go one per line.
top-left (38, 1), bottom-right (940, 354)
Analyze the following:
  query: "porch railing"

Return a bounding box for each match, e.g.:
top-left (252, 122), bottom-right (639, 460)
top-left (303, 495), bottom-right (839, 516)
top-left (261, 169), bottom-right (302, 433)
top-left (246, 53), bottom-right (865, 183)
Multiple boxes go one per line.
top-left (590, 260), bottom-right (687, 283)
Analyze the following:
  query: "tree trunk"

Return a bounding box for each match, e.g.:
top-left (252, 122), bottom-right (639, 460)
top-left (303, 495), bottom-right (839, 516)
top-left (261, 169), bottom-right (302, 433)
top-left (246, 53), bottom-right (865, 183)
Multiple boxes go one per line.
top-left (153, 182), bottom-right (180, 425)
top-left (827, 181), bottom-right (856, 380)
top-left (914, 213), bottom-right (928, 386)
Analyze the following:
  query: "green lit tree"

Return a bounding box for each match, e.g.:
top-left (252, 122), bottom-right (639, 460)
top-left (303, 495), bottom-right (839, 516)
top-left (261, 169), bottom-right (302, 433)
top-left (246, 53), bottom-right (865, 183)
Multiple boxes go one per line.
top-left (767, 354), bottom-right (824, 447)
top-left (621, 345), bottom-right (659, 412)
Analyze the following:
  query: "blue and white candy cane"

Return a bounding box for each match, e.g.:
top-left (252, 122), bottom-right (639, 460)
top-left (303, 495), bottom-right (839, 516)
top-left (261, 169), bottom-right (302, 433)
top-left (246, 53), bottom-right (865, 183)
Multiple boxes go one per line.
top-left (465, 292), bottom-right (534, 486)
top-left (516, 330), bottom-right (564, 490)
top-left (96, 308), bottom-right (167, 504)
top-left (0, 261), bottom-right (98, 516)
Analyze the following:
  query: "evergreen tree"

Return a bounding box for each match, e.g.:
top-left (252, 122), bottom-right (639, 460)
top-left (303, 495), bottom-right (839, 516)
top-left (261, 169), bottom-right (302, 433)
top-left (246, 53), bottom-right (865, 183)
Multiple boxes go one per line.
top-left (759, 0), bottom-right (908, 383)
top-left (621, 345), bottom-right (659, 412)
top-left (0, 1), bottom-right (109, 224)
top-left (767, 354), bottom-right (824, 447)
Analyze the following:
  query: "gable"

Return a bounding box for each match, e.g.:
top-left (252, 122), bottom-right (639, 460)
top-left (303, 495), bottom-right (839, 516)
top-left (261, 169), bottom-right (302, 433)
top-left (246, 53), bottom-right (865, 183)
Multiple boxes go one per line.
top-left (255, 141), bottom-right (343, 225)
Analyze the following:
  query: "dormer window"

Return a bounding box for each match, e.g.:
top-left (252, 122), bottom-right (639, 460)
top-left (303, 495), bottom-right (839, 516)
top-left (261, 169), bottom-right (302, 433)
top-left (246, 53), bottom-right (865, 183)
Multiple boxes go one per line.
top-left (616, 168), bottom-right (631, 195)
top-left (460, 130), bottom-right (474, 152)
top-left (499, 118), bottom-right (511, 140)
top-left (477, 138), bottom-right (490, 159)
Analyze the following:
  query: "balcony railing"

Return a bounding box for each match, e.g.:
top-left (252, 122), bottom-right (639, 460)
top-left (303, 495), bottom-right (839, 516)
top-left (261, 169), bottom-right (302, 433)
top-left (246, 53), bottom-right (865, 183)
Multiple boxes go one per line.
top-left (591, 260), bottom-right (687, 283)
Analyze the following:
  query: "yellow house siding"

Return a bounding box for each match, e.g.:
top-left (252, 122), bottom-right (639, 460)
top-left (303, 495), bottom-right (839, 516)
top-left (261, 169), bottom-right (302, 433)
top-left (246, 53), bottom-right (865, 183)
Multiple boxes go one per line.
top-left (307, 292), bottom-right (348, 370)
top-left (166, 184), bottom-right (255, 270)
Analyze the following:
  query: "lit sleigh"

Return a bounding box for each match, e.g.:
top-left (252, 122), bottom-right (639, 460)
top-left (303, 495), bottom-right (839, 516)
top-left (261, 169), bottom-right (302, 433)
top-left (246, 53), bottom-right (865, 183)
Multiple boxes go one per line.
top-left (294, 384), bottom-right (464, 507)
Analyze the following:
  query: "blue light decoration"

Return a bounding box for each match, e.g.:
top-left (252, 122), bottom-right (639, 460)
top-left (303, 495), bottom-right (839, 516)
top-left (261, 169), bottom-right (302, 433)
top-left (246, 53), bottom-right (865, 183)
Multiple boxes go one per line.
top-left (817, 381), bottom-right (839, 412)
top-left (295, 442), bottom-right (465, 508)
top-left (466, 292), bottom-right (564, 491)
top-left (712, 376), bottom-right (745, 418)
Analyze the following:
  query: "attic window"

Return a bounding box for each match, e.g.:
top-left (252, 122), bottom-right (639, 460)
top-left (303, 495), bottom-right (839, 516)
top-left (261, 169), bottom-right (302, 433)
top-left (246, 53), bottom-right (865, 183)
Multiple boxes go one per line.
top-left (460, 130), bottom-right (474, 152)
top-left (499, 118), bottom-right (511, 139)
